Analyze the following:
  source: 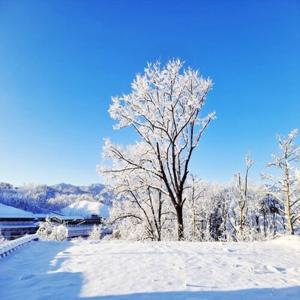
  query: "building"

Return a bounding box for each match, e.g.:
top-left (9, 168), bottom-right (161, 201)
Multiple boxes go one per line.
top-left (0, 203), bottom-right (105, 240)
top-left (50, 214), bottom-right (103, 238)
top-left (0, 203), bottom-right (38, 240)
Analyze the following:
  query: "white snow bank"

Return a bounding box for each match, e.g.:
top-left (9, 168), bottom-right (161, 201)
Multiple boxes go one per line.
top-left (0, 237), bottom-right (300, 299)
top-left (272, 234), bottom-right (300, 243)
top-left (61, 200), bottom-right (103, 218)
top-left (0, 234), bottom-right (38, 256)
top-left (0, 203), bottom-right (34, 218)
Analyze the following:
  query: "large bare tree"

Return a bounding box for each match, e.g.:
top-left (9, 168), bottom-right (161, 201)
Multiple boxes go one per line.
top-left (100, 59), bottom-right (215, 240)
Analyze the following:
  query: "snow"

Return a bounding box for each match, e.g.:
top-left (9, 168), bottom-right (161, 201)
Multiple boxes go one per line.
top-left (61, 200), bottom-right (104, 218)
top-left (0, 203), bottom-right (34, 218)
top-left (0, 237), bottom-right (300, 299)
top-left (0, 234), bottom-right (38, 256)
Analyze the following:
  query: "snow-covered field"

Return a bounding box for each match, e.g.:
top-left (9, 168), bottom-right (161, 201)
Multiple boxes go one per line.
top-left (1, 237), bottom-right (300, 300)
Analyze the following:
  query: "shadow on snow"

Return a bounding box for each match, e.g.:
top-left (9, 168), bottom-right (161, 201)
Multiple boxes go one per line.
top-left (0, 241), bottom-right (299, 300)
top-left (88, 287), bottom-right (300, 300)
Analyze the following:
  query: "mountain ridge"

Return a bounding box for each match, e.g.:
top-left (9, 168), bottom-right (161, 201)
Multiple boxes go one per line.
top-left (0, 182), bottom-right (111, 214)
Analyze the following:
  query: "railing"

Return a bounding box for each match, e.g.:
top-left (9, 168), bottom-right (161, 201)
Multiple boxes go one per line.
top-left (0, 234), bottom-right (38, 258)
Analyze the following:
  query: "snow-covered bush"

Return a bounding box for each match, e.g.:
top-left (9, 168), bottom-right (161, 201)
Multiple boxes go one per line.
top-left (37, 218), bottom-right (68, 241)
top-left (55, 224), bottom-right (69, 241)
top-left (88, 225), bottom-right (102, 240)
top-left (108, 200), bottom-right (150, 241)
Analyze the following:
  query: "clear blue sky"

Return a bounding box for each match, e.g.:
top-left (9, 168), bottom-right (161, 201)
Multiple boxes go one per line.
top-left (0, 0), bottom-right (299, 186)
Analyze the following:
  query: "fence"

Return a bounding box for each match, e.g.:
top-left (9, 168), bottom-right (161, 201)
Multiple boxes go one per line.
top-left (0, 234), bottom-right (38, 258)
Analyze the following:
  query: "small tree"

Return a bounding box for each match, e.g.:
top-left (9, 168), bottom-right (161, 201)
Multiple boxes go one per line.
top-left (234, 155), bottom-right (254, 236)
top-left (188, 176), bottom-right (204, 239)
top-left (263, 129), bottom-right (300, 235)
top-left (37, 218), bottom-right (68, 241)
top-left (89, 225), bottom-right (102, 240)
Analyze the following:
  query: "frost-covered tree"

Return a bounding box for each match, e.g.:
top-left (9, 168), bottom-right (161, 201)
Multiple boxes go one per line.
top-left (234, 155), bottom-right (254, 236)
top-left (89, 225), bottom-right (102, 240)
top-left (296, 169), bottom-right (300, 191)
top-left (263, 129), bottom-right (300, 235)
top-left (37, 218), bottom-right (68, 241)
top-left (102, 142), bottom-right (175, 241)
top-left (100, 59), bottom-right (215, 240)
top-left (209, 186), bottom-right (234, 241)
top-left (184, 176), bottom-right (205, 240)
top-left (183, 179), bottom-right (224, 241)
top-left (258, 193), bottom-right (282, 237)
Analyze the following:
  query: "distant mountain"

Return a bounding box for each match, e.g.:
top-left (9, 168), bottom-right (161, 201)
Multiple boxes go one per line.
top-left (51, 183), bottom-right (83, 195)
top-left (0, 182), bottom-right (111, 215)
top-left (81, 183), bottom-right (106, 196)
top-left (51, 183), bottom-right (106, 196)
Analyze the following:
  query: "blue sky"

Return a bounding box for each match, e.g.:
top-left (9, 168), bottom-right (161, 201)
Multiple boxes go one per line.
top-left (0, 0), bottom-right (299, 186)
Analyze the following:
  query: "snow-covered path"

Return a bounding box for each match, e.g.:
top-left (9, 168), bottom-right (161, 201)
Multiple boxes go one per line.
top-left (1, 237), bottom-right (300, 299)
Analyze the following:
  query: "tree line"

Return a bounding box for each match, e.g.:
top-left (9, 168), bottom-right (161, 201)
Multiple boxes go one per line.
top-left (99, 59), bottom-right (300, 241)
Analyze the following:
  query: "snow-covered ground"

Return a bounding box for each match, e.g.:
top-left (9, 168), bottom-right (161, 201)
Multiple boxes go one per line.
top-left (0, 237), bottom-right (300, 300)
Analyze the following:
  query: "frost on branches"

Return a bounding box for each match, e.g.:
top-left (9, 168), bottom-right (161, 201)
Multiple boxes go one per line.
top-left (98, 58), bottom-right (300, 242)
top-left (104, 149), bottom-right (293, 242)
top-left (106, 174), bottom-right (284, 242)
top-left (100, 59), bottom-right (215, 240)
top-left (37, 218), bottom-right (68, 241)
top-left (263, 129), bottom-right (300, 235)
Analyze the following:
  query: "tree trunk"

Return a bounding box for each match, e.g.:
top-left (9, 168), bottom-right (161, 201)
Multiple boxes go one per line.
top-left (176, 205), bottom-right (184, 240)
top-left (285, 198), bottom-right (294, 235)
top-left (192, 197), bottom-right (196, 238)
top-left (240, 205), bottom-right (245, 233)
top-left (284, 165), bottom-right (294, 235)
top-left (263, 212), bottom-right (266, 237)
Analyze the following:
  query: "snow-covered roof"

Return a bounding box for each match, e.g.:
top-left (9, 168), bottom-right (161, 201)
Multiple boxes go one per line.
top-left (0, 203), bottom-right (35, 218)
top-left (52, 215), bottom-right (84, 221)
top-left (34, 213), bottom-right (84, 221)
top-left (61, 200), bottom-right (103, 218)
